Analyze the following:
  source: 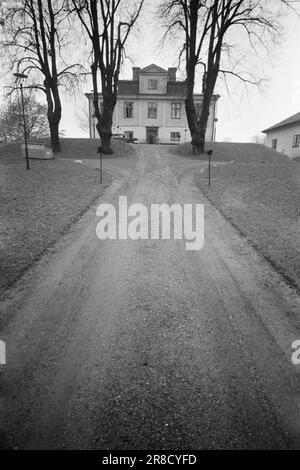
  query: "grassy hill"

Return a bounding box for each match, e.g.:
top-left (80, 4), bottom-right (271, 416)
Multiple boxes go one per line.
top-left (178, 141), bottom-right (291, 162)
top-left (183, 142), bottom-right (300, 291)
top-left (1, 138), bottom-right (299, 298)
top-left (0, 137), bottom-right (132, 162)
top-left (0, 138), bottom-right (119, 301)
top-left (59, 137), bottom-right (133, 159)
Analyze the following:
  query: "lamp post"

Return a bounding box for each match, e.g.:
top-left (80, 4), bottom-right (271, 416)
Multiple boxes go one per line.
top-left (13, 72), bottom-right (30, 170)
top-left (97, 146), bottom-right (103, 185)
top-left (206, 149), bottom-right (213, 187)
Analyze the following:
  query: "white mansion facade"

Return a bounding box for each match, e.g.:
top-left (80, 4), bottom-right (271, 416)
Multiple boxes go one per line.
top-left (86, 64), bottom-right (220, 144)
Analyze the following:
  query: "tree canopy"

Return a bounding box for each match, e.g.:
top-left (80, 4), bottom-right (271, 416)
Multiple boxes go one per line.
top-left (0, 91), bottom-right (49, 143)
top-left (0, 0), bottom-right (84, 152)
top-left (159, 0), bottom-right (292, 153)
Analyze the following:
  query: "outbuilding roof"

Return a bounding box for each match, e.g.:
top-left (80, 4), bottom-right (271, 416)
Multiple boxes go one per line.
top-left (262, 112), bottom-right (300, 133)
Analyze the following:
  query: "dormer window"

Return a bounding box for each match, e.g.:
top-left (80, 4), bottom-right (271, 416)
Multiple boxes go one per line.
top-left (148, 79), bottom-right (158, 90)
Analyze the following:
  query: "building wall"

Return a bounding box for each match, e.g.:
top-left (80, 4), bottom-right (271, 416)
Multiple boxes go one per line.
top-left (88, 95), bottom-right (217, 143)
top-left (164, 100), bottom-right (187, 127)
top-left (116, 97), bottom-right (140, 127)
top-left (141, 99), bottom-right (165, 127)
top-left (265, 123), bottom-right (300, 157)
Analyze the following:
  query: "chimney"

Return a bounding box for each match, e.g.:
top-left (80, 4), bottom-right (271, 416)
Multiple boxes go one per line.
top-left (132, 67), bottom-right (140, 80)
top-left (168, 67), bottom-right (177, 81)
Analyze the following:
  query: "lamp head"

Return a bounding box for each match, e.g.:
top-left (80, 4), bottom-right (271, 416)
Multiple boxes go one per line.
top-left (13, 73), bottom-right (28, 80)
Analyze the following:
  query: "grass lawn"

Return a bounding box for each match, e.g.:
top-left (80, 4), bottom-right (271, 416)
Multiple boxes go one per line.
top-left (0, 137), bottom-right (132, 162)
top-left (0, 137), bottom-right (133, 295)
top-left (179, 142), bottom-right (300, 291)
top-left (58, 137), bottom-right (133, 159)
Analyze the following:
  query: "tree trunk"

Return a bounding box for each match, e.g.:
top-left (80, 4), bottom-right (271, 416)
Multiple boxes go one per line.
top-left (91, 63), bottom-right (116, 155)
top-left (49, 119), bottom-right (60, 153)
top-left (185, 63), bottom-right (205, 155)
top-left (96, 92), bottom-right (116, 155)
top-left (184, 0), bottom-right (220, 155)
top-left (97, 126), bottom-right (113, 154)
top-left (185, 65), bottom-right (218, 155)
top-left (197, 92), bottom-right (211, 154)
top-left (45, 80), bottom-right (62, 153)
top-left (197, 66), bottom-right (218, 153)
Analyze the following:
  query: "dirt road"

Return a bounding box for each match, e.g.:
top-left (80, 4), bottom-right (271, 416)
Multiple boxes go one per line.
top-left (1, 145), bottom-right (300, 449)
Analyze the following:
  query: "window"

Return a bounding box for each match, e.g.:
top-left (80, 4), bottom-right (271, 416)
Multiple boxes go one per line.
top-left (124, 102), bottom-right (133, 118)
top-left (148, 102), bottom-right (157, 119)
top-left (293, 134), bottom-right (300, 148)
top-left (170, 132), bottom-right (181, 142)
top-left (271, 139), bottom-right (277, 150)
top-left (171, 103), bottom-right (181, 119)
top-left (148, 79), bottom-right (158, 90)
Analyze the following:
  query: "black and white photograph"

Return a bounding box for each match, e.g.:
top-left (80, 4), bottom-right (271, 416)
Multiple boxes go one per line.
top-left (0, 0), bottom-right (300, 458)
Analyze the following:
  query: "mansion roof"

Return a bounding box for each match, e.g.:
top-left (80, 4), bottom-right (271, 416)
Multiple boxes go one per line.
top-left (118, 80), bottom-right (139, 94)
top-left (117, 79), bottom-right (187, 97)
top-left (85, 64), bottom-right (220, 100)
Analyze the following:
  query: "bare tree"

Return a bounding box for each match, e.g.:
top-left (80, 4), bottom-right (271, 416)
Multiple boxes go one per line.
top-left (0, 90), bottom-right (49, 143)
top-left (68, 0), bottom-right (144, 154)
top-left (75, 101), bottom-right (90, 135)
top-left (159, 0), bottom-right (290, 154)
top-left (252, 133), bottom-right (266, 145)
top-left (0, 0), bottom-right (84, 152)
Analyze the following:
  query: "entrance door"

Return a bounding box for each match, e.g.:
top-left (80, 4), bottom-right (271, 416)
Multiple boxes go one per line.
top-left (146, 127), bottom-right (158, 144)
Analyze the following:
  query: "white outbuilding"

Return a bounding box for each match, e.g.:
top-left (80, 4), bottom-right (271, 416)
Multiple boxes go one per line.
top-left (262, 112), bottom-right (300, 158)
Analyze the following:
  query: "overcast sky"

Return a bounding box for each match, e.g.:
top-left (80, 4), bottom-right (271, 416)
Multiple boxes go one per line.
top-left (2, 1), bottom-right (299, 143)
top-left (60, 2), bottom-right (300, 143)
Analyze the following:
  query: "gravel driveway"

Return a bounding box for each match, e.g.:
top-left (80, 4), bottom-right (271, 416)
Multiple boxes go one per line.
top-left (1, 145), bottom-right (300, 449)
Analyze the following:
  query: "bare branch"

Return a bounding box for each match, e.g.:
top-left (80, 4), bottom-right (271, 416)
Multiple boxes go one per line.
top-left (68, 0), bottom-right (144, 153)
top-left (157, 0), bottom-right (294, 153)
